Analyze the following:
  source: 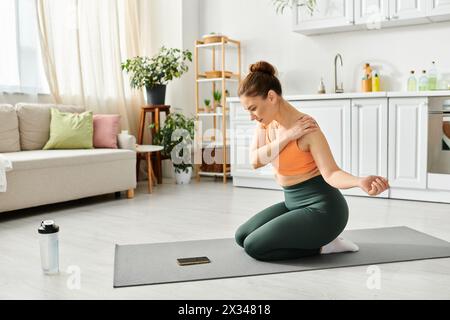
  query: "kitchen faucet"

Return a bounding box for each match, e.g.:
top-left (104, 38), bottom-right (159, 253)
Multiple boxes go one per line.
top-left (334, 53), bottom-right (344, 93)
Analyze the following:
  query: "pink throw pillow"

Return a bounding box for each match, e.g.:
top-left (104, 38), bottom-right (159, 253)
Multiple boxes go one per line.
top-left (93, 114), bottom-right (120, 148)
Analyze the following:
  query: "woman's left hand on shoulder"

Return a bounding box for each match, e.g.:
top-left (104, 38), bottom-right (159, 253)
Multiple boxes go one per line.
top-left (359, 175), bottom-right (390, 196)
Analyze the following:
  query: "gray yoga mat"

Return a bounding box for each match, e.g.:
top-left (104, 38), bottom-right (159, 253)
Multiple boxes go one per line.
top-left (113, 226), bottom-right (450, 288)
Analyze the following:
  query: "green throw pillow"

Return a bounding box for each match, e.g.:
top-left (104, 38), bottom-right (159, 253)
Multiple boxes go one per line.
top-left (43, 108), bottom-right (94, 149)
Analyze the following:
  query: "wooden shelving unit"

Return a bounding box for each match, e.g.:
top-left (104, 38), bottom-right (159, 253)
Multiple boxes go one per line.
top-left (194, 36), bottom-right (241, 183)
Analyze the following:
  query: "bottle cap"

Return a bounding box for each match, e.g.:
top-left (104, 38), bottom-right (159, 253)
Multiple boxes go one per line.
top-left (38, 220), bottom-right (59, 234)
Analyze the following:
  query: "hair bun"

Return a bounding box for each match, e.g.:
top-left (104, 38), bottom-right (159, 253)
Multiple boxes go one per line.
top-left (249, 61), bottom-right (276, 76)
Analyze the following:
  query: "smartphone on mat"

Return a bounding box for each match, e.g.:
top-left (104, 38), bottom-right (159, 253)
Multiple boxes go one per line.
top-left (177, 256), bottom-right (211, 266)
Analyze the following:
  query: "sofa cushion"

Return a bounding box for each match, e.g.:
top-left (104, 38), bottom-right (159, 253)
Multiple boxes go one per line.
top-left (16, 103), bottom-right (85, 150)
top-left (0, 104), bottom-right (20, 152)
top-left (1, 149), bottom-right (135, 171)
top-left (93, 114), bottom-right (120, 148)
top-left (43, 108), bottom-right (94, 150)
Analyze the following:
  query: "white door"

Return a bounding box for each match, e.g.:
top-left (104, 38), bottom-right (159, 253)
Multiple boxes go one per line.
top-left (388, 98), bottom-right (428, 189)
top-left (427, 0), bottom-right (450, 21)
top-left (293, 0), bottom-right (355, 35)
top-left (346, 98), bottom-right (389, 197)
top-left (354, 0), bottom-right (390, 26)
top-left (389, 0), bottom-right (428, 20)
top-left (291, 99), bottom-right (352, 188)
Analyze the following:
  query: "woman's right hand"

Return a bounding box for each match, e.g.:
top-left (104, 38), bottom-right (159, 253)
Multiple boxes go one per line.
top-left (281, 115), bottom-right (319, 142)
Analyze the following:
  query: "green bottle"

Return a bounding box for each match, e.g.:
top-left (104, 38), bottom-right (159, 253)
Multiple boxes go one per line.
top-left (407, 70), bottom-right (417, 91)
top-left (418, 70), bottom-right (428, 91)
top-left (428, 61), bottom-right (437, 90)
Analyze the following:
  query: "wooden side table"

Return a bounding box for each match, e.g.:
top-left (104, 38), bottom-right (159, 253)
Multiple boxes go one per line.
top-left (137, 105), bottom-right (171, 184)
top-left (136, 145), bottom-right (164, 193)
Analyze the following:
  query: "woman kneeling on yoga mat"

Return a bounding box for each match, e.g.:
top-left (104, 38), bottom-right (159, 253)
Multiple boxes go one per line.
top-left (235, 61), bottom-right (390, 261)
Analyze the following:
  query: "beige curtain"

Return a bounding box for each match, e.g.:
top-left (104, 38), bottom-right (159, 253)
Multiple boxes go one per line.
top-left (36, 0), bottom-right (145, 135)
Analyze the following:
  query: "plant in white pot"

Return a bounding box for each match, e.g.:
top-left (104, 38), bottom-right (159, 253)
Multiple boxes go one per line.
top-left (121, 46), bottom-right (192, 105)
top-left (150, 113), bottom-right (195, 184)
top-left (213, 90), bottom-right (222, 114)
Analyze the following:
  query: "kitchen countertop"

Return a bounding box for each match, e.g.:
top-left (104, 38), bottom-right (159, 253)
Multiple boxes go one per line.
top-left (227, 90), bottom-right (450, 102)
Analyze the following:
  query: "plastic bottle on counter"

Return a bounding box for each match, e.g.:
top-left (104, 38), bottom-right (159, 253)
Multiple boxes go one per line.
top-left (407, 70), bottom-right (417, 91)
top-left (418, 70), bottom-right (428, 91)
top-left (372, 71), bottom-right (380, 92)
top-left (428, 61), bottom-right (438, 90)
top-left (362, 63), bottom-right (372, 92)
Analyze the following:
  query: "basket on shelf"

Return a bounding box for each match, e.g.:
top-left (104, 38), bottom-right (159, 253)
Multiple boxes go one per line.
top-left (202, 34), bottom-right (228, 44)
top-left (205, 70), bottom-right (233, 79)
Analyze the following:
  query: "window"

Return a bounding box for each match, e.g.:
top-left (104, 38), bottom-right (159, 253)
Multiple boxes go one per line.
top-left (0, 0), bottom-right (49, 94)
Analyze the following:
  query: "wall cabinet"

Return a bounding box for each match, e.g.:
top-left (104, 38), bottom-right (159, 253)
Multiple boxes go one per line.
top-left (427, 0), bottom-right (450, 21)
top-left (294, 0), bottom-right (448, 35)
top-left (354, 0), bottom-right (390, 25)
top-left (389, 0), bottom-right (428, 20)
top-left (293, 0), bottom-right (355, 35)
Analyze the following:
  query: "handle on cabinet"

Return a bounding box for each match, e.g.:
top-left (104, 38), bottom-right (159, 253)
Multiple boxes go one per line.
top-left (390, 15), bottom-right (399, 19)
top-left (352, 104), bottom-right (361, 108)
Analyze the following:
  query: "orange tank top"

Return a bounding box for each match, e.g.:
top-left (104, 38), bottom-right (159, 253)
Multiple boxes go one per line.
top-left (265, 121), bottom-right (318, 176)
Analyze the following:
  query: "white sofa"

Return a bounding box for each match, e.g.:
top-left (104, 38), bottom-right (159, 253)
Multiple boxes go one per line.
top-left (0, 103), bottom-right (136, 213)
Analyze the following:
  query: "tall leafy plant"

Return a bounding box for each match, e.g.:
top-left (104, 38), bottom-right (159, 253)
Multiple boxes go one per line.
top-left (121, 46), bottom-right (192, 90)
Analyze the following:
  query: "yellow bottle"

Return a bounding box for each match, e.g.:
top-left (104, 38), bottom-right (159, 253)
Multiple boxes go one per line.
top-left (372, 72), bottom-right (380, 92)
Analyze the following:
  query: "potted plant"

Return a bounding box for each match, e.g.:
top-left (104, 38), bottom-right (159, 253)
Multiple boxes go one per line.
top-left (204, 99), bottom-right (211, 113)
top-left (213, 90), bottom-right (222, 114)
top-left (272, 0), bottom-right (317, 15)
top-left (121, 46), bottom-right (192, 105)
top-left (149, 113), bottom-right (195, 184)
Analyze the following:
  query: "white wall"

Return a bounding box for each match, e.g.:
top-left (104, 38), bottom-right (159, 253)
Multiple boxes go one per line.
top-left (140, 0), bottom-right (198, 117)
top-left (198, 0), bottom-right (450, 95)
top-left (139, 0), bottom-right (200, 179)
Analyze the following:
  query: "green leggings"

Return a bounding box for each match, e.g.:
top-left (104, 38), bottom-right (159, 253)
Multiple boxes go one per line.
top-left (235, 175), bottom-right (349, 261)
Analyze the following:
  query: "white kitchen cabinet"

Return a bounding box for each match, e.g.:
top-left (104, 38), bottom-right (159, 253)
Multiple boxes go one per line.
top-left (354, 0), bottom-right (390, 25)
top-left (355, 0), bottom-right (429, 28)
top-left (293, 0), bottom-right (355, 35)
top-left (294, 0), bottom-right (443, 35)
top-left (229, 102), bottom-right (280, 189)
top-left (389, 0), bottom-right (428, 19)
top-left (346, 98), bottom-right (389, 197)
top-left (230, 120), bottom-right (275, 178)
top-left (291, 99), bottom-right (352, 174)
top-left (427, 0), bottom-right (450, 21)
top-left (229, 99), bottom-right (352, 191)
top-left (388, 97), bottom-right (428, 189)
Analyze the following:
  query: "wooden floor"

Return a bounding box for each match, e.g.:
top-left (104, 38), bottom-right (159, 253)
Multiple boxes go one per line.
top-left (0, 178), bottom-right (449, 300)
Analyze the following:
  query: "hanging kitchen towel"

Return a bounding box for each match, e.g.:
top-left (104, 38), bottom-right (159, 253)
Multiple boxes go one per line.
top-left (0, 154), bottom-right (13, 192)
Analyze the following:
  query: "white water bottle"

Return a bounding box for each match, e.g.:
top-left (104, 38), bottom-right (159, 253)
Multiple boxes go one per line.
top-left (38, 220), bottom-right (60, 274)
